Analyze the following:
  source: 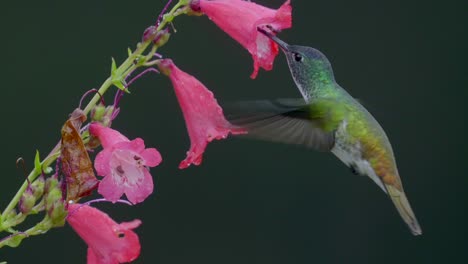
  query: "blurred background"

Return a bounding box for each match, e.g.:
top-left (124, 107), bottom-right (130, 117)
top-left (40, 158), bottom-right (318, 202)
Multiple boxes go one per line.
top-left (1, 0), bottom-right (467, 263)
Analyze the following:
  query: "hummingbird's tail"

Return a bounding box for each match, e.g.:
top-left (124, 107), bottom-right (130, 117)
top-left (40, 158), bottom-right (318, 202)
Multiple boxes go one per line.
top-left (385, 184), bottom-right (422, 235)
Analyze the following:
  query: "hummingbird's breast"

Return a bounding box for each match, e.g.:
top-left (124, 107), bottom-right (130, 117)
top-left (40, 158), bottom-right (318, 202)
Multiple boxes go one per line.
top-left (331, 96), bottom-right (402, 191)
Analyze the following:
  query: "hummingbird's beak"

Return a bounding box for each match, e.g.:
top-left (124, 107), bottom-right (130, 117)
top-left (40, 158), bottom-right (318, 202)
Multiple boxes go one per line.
top-left (257, 27), bottom-right (290, 51)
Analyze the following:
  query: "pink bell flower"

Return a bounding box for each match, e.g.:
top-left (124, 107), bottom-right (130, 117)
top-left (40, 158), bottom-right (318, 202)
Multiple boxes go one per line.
top-left (191, 0), bottom-right (292, 78)
top-left (158, 59), bottom-right (245, 169)
top-left (89, 123), bottom-right (162, 204)
top-left (67, 203), bottom-right (141, 264)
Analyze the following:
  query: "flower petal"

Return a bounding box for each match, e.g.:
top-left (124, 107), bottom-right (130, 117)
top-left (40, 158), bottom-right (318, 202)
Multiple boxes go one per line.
top-left (98, 173), bottom-right (125, 203)
top-left (119, 219), bottom-right (142, 230)
top-left (140, 148), bottom-right (162, 167)
top-left (90, 123), bottom-right (129, 148)
top-left (112, 138), bottom-right (146, 153)
top-left (124, 169), bottom-right (154, 204)
top-left (94, 148), bottom-right (112, 176)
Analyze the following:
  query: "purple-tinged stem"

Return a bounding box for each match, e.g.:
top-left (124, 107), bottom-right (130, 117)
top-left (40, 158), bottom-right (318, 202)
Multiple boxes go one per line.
top-left (113, 89), bottom-right (125, 110)
top-left (0, 232), bottom-right (29, 244)
top-left (156, 0), bottom-right (174, 26)
top-left (113, 68), bottom-right (159, 113)
top-left (85, 198), bottom-right (133, 206)
top-left (79, 89), bottom-right (105, 109)
top-left (16, 158), bottom-right (31, 189)
top-left (66, 199), bottom-right (133, 219)
top-left (126, 68), bottom-right (160, 87)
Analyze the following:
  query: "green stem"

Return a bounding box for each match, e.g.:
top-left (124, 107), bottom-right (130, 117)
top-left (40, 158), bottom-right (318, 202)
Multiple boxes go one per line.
top-left (157, 1), bottom-right (185, 31)
top-left (81, 0), bottom-right (185, 116)
top-left (0, 216), bottom-right (52, 248)
top-left (82, 41), bottom-right (150, 116)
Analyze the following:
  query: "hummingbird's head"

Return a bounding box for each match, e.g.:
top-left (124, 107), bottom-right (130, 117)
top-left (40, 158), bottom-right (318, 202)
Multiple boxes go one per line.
top-left (258, 28), bottom-right (335, 100)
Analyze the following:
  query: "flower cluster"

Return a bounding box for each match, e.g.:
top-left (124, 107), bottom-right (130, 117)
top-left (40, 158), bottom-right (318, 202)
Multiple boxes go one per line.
top-left (0, 0), bottom-right (293, 262)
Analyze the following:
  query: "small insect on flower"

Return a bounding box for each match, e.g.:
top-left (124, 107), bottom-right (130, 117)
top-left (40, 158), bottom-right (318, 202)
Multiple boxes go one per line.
top-left (61, 108), bottom-right (99, 202)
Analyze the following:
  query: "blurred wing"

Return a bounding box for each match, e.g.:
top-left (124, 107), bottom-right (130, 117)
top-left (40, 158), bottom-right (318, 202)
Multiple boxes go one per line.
top-left (225, 99), bottom-right (336, 151)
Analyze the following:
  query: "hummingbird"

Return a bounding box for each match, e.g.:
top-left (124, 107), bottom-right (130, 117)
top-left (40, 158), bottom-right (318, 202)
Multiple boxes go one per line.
top-left (227, 28), bottom-right (422, 235)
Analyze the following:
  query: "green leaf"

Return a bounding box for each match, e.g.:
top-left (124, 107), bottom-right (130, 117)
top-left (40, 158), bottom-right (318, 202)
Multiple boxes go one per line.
top-left (112, 78), bottom-right (127, 91)
top-left (111, 57), bottom-right (117, 74)
top-left (1, 261), bottom-right (8, 264)
top-left (34, 150), bottom-right (42, 174)
top-left (127, 48), bottom-right (132, 57)
top-left (110, 57), bottom-right (130, 92)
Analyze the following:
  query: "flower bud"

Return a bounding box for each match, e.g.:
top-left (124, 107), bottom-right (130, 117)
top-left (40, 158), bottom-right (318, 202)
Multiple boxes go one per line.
top-left (48, 199), bottom-right (67, 227)
top-left (153, 28), bottom-right (170, 47)
top-left (91, 103), bottom-right (118, 127)
top-left (142, 26), bottom-right (158, 43)
top-left (102, 105), bottom-right (118, 127)
top-left (31, 175), bottom-right (45, 198)
top-left (91, 103), bottom-right (107, 123)
top-left (19, 188), bottom-right (36, 214)
top-left (142, 26), bottom-right (171, 47)
top-left (44, 175), bottom-right (59, 194)
top-left (44, 176), bottom-right (67, 227)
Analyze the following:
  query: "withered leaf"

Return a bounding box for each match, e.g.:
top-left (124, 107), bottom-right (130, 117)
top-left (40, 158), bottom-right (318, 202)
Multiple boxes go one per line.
top-left (61, 109), bottom-right (98, 201)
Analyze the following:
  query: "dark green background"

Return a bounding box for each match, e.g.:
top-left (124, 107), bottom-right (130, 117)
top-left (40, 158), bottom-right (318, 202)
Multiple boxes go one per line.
top-left (1, 0), bottom-right (466, 263)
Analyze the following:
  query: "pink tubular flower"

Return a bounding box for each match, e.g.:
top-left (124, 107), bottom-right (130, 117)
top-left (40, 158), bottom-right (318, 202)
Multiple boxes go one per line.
top-left (89, 123), bottom-right (162, 204)
top-left (191, 0), bottom-right (292, 79)
top-left (67, 203), bottom-right (141, 264)
top-left (158, 59), bottom-right (245, 169)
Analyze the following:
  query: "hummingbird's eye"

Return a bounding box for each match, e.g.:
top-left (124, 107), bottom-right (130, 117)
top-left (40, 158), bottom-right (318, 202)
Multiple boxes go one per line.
top-left (293, 53), bottom-right (303, 62)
